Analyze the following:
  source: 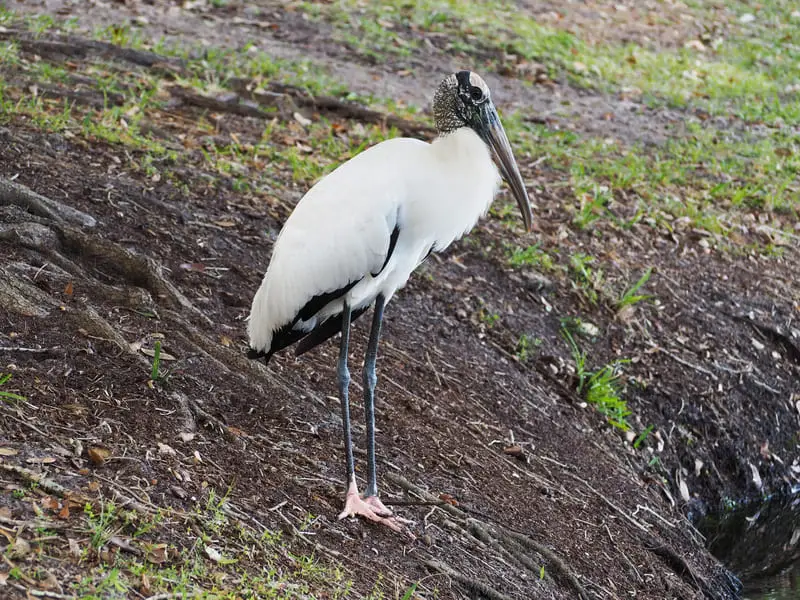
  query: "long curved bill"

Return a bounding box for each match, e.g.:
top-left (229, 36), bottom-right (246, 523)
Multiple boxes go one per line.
top-left (479, 103), bottom-right (534, 232)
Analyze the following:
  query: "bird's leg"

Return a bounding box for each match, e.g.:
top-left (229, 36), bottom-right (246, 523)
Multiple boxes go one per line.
top-left (337, 301), bottom-right (356, 490)
top-left (362, 294), bottom-right (391, 515)
top-left (337, 299), bottom-right (411, 535)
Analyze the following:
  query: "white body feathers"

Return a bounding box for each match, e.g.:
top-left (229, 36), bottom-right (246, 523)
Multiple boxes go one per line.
top-left (248, 127), bottom-right (501, 353)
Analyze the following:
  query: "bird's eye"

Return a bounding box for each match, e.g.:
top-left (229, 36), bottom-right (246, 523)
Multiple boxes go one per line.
top-left (470, 87), bottom-right (484, 102)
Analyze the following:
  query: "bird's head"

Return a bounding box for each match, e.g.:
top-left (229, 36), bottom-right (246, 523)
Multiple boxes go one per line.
top-left (434, 71), bottom-right (533, 232)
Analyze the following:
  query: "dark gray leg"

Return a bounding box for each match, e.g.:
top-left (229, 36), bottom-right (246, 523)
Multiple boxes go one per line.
top-left (337, 301), bottom-right (355, 486)
top-left (363, 294), bottom-right (385, 498)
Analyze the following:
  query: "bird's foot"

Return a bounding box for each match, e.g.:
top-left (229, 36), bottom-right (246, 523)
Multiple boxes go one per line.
top-left (363, 494), bottom-right (393, 516)
top-left (338, 478), bottom-right (414, 537)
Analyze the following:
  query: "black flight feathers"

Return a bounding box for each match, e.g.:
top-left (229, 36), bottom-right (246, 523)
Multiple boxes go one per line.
top-left (248, 223), bottom-right (401, 363)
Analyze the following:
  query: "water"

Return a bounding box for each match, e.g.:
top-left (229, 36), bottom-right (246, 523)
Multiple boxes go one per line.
top-left (744, 566), bottom-right (800, 600)
top-left (696, 491), bottom-right (800, 600)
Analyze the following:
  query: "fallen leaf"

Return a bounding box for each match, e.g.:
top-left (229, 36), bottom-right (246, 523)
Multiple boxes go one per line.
top-left (87, 447), bottom-right (110, 466)
top-left (87, 481), bottom-right (100, 492)
top-left (8, 536), bottom-right (31, 559)
top-left (438, 493), bottom-right (459, 506)
top-left (64, 281), bottom-right (73, 296)
top-left (157, 443), bottom-right (177, 457)
top-left (146, 543), bottom-right (168, 564)
top-left (0, 448), bottom-right (18, 456)
top-left (38, 570), bottom-right (61, 591)
top-left (205, 545), bottom-right (223, 562)
top-left (179, 262), bottom-right (206, 272)
top-left (749, 463), bottom-right (763, 490)
top-left (42, 496), bottom-right (60, 511)
top-left (293, 111), bottom-right (312, 126)
top-left (68, 538), bottom-right (81, 557)
top-left (58, 505), bottom-right (70, 520)
top-left (0, 507), bottom-right (11, 519)
top-left (503, 445), bottom-right (527, 461)
top-left (0, 571), bottom-right (6, 585)
top-left (140, 347), bottom-right (177, 361)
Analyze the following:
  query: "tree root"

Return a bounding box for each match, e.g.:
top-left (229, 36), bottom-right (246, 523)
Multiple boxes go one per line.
top-left (385, 472), bottom-right (590, 599)
top-left (56, 226), bottom-right (210, 322)
top-left (0, 463), bottom-right (89, 504)
top-left (231, 78), bottom-right (435, 138)
top-left (424, 560), bottom-right (514, 600)
top-left (0, 177), bottom-right (96, 227)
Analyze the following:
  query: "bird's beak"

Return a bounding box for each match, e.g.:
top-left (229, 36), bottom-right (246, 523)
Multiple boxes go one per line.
top-left (478, 103), bottom-right (534, 232)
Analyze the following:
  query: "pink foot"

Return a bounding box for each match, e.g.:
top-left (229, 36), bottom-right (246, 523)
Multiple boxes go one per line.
top-left (337, 477), bottom-right (414, 537)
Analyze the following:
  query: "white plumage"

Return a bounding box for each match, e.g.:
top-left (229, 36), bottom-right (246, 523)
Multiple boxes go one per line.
top-left (246, 71), bottom-right (532, 532)
top-left (248, 128), bottom-right (499, 352)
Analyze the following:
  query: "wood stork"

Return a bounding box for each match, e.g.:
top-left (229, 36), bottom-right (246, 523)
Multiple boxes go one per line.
top-left (248, 71), bottom-right (533, 532)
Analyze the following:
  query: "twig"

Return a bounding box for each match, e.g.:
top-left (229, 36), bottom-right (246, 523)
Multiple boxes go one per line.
top-left (0, 346), bottom-right (60, 353)
top-left (7, 582), bottom-right (76, 600)
top-left (648, 343), bottom-right (718, 381)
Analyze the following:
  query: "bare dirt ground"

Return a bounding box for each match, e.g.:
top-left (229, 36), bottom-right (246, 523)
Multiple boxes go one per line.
top-left (1, 1), bottom-right (798, 599)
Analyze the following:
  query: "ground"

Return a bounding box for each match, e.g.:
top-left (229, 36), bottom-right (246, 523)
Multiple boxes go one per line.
top-left (0, 1), bottom-right (798, 599)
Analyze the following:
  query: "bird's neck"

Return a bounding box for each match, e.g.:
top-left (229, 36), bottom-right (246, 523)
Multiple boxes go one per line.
top-left (415, 128), bottom-right (499, 249)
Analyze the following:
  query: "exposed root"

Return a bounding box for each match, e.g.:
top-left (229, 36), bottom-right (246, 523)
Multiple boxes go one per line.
top-left (232, 78), bottom-right (436, 138)
top-left (168, 85), bottom-right (275, 119)
top-left (0, 265), bottom-right (59, 317)
top-left (424, 560), bottom-right (514, 600)
top-left (386, 473), bottom-right (590, 599)
top-left (644, 534), bottom-right (718, 599)
top-left (0, 463), bottom-right (88, 504)
top-left (57, 226), bottom-right (210, 321)
top-left (0, 177), bottom-right (96, 227)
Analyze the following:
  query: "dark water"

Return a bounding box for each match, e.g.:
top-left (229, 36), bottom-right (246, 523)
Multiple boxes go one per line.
top-left (744, 566), bottom-right (800, 600)
top-left (696, 491), bottom-right (800, 600)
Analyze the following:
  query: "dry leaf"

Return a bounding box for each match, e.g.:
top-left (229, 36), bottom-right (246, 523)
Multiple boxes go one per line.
top-left (157, 443), bottom-right (177, 457)
top-left (38, 570), bottom-right (61, 591)
top-left (58, 505), bottom-right (70, 520)
top-left (146, 543), bottom-right (168, 564)
top-left (8, 537), bottom-right (31, 559)
top-left (64, 281), bottom-right (73, 296)
top-left (0, 448), bottom-right (18, 456)
top-left (749, 463), bottom-right (763, 490)
top-left (42, 496), bottom-right (60, 511)
top-left (205, 545), bottom-right (223, 562)
top-left (87, 447), bottom-right (110, 465)
top-left (68, 538), bottom-right (81, 557)
top-left (0, 507), bottom-right (11, 519)
top-left (503, 445), bottom-right (527, 461)
top-left (438, 493), bottom-right (458, 506)
top-left (87, 481), bottom-right (100, 492)
top-left (0, 571), bottom-right (7, 585)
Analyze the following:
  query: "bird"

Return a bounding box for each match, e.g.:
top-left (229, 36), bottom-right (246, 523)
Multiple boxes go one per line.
top-left (247, 70), bottom-right (533, 532)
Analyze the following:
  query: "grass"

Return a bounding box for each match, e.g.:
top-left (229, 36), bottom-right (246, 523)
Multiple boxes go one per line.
top-left (1, 484), bottom-right (379, 599)
top-left (0, 373), bottom-right (26, 403)
top-left (616, 268), bottom-right (654, 311)
top-left (562, 325), bottom-right (631, 430)
top-left (302, 0), bottom-right (800, 124)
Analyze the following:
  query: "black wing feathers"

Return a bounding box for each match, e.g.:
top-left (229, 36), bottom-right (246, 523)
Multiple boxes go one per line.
top-left (249, 221), bottom-right (401, 363)
top-left (371, 224), bottom-right (400, 277)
